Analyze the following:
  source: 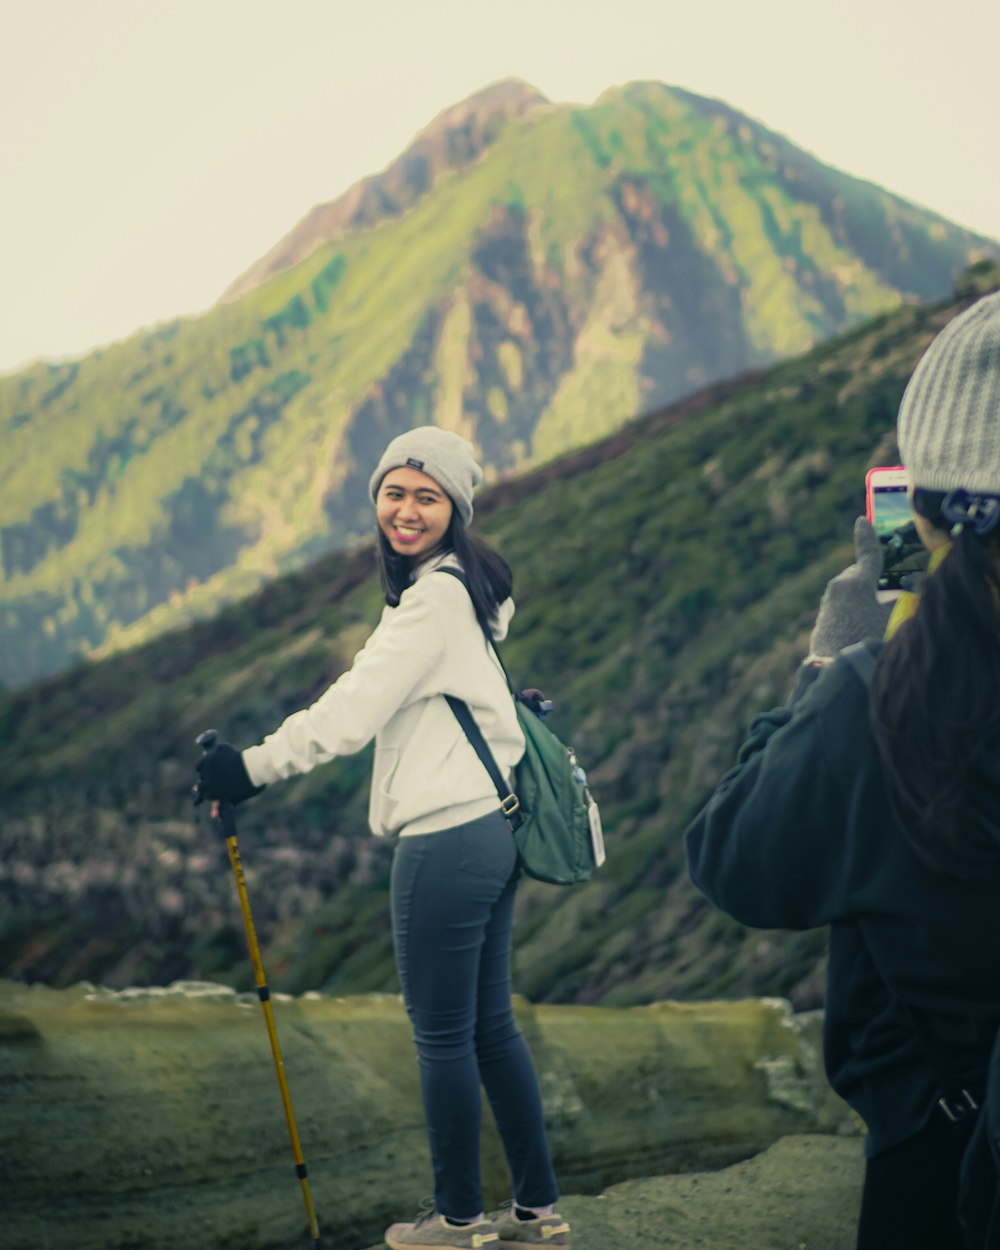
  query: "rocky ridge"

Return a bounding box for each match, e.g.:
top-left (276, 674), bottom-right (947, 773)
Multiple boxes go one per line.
top-left (223, 79), bottom-right (552, 301)
top-left (0, 981), bottom-right (860, 1250)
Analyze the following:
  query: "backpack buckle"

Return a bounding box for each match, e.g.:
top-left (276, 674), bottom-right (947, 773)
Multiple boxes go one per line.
top-left (500, 793), bottom-right (521, 817)
top-left (938, 1089), bottom-right (979, 1123)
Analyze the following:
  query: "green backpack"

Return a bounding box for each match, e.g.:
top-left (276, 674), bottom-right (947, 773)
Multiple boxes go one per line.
top-left (437, 568), bottom-right (605, 886)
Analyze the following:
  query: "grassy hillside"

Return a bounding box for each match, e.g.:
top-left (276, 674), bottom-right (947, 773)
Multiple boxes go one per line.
top-left (2, 81), bottom-right (996, 689)
top-left (3, 259), bottom-right (997, 1006)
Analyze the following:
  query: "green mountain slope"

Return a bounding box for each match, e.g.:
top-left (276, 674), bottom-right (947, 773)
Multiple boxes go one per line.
top-left (4, 259), bottom-right (997, 1005)
top-left (221, 78), bottom-right (554, 299)
top-left (2, 81), bottom-right (997, 690)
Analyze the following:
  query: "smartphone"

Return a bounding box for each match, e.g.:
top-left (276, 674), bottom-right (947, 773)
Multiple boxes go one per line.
top-left (865, 466), bottom-right (929, 601)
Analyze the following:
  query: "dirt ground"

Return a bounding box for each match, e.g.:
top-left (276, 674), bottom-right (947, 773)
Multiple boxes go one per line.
top-left (362, 1135), bottom-right (864, 1250)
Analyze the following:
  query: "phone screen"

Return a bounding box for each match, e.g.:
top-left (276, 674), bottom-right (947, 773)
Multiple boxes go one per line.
top-left (868, 476), bottom-right (929, 593)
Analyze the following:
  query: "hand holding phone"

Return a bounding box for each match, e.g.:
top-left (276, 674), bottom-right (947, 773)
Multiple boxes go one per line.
top-left (809, 516), bottom-right (892, 659)
top-left (865, 466), bottom-right (930, 602)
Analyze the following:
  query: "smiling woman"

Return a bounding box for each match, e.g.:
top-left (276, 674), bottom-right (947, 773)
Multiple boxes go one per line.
top-left (193, 424), bottom-right (572, 1249)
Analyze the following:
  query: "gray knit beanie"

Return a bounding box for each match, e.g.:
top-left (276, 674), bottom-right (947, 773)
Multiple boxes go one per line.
top-left (368, 426), bottom-right (483, 525)
top-left (897, 290), bottom-right (1000, 493)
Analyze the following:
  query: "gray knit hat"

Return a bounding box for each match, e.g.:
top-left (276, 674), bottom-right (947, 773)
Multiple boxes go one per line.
top-left (368, 426), bottom-right (483, 525)
top-left (897, 290), bottom-right (1000, 493)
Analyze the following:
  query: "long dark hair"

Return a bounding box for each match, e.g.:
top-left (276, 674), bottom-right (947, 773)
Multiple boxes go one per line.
top-left (376, 511), bottom-right (513, 635)
top-left (871, 489), bottom-right (1000, 877)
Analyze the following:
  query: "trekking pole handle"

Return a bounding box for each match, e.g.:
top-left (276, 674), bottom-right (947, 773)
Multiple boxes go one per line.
top-left (195, 729), bottom-right (238, 840)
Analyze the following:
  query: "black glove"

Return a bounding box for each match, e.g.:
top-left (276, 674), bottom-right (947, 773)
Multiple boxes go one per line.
top-left (519, 688), bottom-right (553, 719)
top-left (193, 743), bottom-right (265, 807)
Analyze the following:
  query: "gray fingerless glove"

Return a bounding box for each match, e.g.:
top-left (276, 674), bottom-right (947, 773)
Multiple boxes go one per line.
top-left (807, 517), bottom-right (893, 662)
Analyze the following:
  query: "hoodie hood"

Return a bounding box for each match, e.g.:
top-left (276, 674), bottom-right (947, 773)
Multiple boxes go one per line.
top-left (413, 551), bottom-right (516, 641)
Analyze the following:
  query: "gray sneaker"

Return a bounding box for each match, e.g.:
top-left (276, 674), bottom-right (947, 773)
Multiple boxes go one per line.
top-left (384, 1207), bottom-right (500, 1250)
top-left (494, 1207), bottom-right (571, 1248)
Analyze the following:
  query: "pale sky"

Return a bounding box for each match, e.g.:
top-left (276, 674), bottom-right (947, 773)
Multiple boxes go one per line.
top-left (2, 0), bottom-right (998, 377)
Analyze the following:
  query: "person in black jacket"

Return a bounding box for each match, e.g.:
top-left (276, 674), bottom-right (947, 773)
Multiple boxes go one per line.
top-left (686, 289), bottom-right (1000, 1250)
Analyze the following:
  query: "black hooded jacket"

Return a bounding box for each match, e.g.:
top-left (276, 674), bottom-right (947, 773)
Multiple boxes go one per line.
top-left (685, 642), bottom-right (1000, 1156)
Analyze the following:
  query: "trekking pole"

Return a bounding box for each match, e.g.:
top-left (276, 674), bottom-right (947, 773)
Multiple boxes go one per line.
top-left (196, 730), bottom-right (321, 1248)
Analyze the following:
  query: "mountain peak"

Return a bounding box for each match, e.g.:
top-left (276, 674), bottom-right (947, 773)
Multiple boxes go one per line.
top-left (221, 78), bottom-right (550, 302)
top-left (418, 77), bottom-right (549, 137)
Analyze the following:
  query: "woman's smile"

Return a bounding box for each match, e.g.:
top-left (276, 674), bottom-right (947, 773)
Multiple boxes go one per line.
top-left (392, 523), bottom-right (425, 543)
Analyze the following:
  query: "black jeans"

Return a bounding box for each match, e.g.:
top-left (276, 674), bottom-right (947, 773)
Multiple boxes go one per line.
top-left (857, 1110), bottom-right (968, 1250)
top-left (391, 811), bottom-right (559, 1220)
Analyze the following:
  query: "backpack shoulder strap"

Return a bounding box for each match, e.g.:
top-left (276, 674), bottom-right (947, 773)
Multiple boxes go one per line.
top-left (433, 567), bottom-right (522, 827)
top-left (433, 565), bottom-right (513, 689)
top-left (443, 693), bottom-right (522, 827)
top-left (434, 564), bottom-right (467, 589)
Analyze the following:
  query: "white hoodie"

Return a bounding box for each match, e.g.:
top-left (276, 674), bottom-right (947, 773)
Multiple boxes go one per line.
top-left (242, 554), bottom-right (525, 837)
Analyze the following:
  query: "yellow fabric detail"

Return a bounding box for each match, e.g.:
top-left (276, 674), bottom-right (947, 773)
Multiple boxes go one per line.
top-left (884, 543), bottom-right (951, 640)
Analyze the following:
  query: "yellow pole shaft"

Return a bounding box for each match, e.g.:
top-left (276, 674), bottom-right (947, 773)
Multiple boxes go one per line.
top-left (224, 828), bottom-right (321, 1245)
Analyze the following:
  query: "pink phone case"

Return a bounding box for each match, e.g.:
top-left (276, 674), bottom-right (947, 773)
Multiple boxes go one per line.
top-left (865, 465), bottom-right (906, 523)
